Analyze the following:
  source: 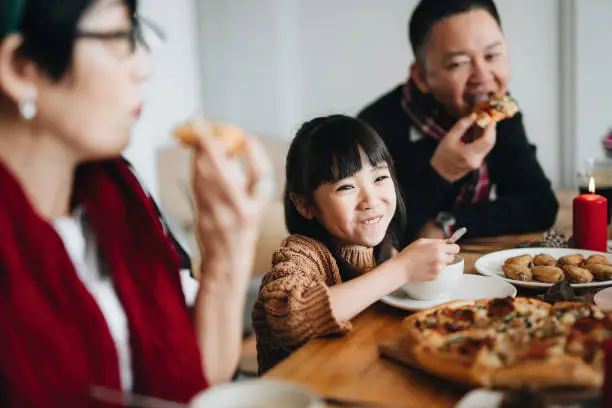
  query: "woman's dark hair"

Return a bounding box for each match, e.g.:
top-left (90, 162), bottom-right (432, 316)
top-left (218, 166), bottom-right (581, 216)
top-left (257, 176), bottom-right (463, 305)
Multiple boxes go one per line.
top-left (1, 0), bottom-right (137, 80)
top-left (284, 115), bottom-right (407, 278)
top-left (409, 0), bottom-right (501, 64)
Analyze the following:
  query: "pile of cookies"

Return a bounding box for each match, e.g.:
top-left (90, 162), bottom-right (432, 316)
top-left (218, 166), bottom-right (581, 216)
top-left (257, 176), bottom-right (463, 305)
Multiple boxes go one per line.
top-left (502, 253), bottom-right (612, 283)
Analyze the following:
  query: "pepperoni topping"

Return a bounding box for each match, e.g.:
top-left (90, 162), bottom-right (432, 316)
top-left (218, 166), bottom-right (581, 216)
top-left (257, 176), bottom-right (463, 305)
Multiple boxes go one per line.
top-left (453, 309), bottom-right (476, 322)
top-left (573, 316), bottom-right (600, 334)
top-left (443, 322), bottom-right (468, 333)
top-left (487, 297), bottom-right (515, 318)
top-left (441, 308), bottom-right (476, 323)
top-left (456, 338), bottom-right (492, 356)
top-left (568, 329), bottom-right (586, 344)
top-left (520, 340), bottom-right (552, 360)
top-left (584, 339), bottom-right (601, 363)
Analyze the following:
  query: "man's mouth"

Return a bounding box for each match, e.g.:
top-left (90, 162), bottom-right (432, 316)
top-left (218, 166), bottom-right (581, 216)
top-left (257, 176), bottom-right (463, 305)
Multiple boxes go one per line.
top-left (465, 92), bottom-right (495, 107)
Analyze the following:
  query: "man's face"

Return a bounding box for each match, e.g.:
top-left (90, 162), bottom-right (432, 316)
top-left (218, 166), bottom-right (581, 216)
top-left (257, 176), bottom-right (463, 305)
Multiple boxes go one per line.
top-left (412, 9), bottom-right (510, 117)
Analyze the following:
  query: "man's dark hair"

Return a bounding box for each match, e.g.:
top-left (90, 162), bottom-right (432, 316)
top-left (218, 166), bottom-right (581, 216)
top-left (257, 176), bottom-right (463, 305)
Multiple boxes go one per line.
top-left (409, 0), bottom-right (501, 64)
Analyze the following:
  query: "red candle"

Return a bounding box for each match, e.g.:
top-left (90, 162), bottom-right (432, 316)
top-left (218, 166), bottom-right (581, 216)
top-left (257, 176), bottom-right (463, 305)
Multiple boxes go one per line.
top-left (573, 177), bottom-right (608, 252)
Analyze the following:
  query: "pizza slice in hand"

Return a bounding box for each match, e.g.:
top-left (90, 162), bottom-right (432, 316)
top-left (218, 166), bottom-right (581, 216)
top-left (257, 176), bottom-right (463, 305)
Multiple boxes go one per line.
top-left (472, 94), bottom-right (519, 128)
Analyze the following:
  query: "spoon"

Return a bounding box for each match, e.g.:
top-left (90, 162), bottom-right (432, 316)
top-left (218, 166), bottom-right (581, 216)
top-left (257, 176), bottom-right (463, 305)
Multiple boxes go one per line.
top-left (447, 227), bottom-right (467, 244)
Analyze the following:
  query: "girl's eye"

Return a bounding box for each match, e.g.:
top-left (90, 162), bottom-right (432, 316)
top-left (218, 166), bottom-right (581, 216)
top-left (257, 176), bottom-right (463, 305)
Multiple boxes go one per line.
top-left (375, 175), bottom-right (389, 183)
top-left (335, 184), bottom-right (354, 192)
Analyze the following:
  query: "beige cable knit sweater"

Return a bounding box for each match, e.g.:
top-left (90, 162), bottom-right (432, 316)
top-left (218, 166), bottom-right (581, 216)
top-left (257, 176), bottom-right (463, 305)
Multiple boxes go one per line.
top-left (252, 234), bottom-right (376, 374)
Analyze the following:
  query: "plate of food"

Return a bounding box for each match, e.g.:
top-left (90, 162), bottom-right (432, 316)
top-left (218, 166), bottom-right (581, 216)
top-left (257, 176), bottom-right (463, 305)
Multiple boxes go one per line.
top-left (474, 248), bottom-right (612, 288)
top-left (381, 274), bottom-right (517, 311)
top-left (400, 296), bottom-right (612, 389)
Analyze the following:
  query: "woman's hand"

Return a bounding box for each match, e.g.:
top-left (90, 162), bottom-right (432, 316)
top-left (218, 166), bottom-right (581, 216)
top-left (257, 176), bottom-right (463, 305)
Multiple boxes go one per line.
top-left (395, 238), bottom-right (460, 282)
top-left (190, 130), bottom-right (272, 385)
top-left (190, 131), bottom-right (272, 283)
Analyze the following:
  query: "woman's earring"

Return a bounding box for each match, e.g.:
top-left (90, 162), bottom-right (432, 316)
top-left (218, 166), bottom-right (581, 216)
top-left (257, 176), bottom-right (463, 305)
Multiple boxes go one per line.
top-left (19, 94), bottom-right (37, 121)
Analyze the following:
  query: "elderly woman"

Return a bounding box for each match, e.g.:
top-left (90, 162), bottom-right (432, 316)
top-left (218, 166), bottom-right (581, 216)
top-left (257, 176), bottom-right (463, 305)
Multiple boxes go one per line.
top-left (358, 0), bottom-right (558, 246)
top-left (0, 0), bottom-right (269, 406)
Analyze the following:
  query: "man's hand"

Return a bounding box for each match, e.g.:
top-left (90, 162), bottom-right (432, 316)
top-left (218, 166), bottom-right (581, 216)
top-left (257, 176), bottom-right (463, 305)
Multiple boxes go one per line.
top-left (430, 114), bottom-right (497, 182)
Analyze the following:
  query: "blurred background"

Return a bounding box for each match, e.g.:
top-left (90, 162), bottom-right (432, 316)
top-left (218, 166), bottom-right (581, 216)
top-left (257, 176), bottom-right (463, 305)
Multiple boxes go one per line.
top-left (121, 0), bottom-right (612, 344)
top-left (126, 0), bottom-right (612, 198)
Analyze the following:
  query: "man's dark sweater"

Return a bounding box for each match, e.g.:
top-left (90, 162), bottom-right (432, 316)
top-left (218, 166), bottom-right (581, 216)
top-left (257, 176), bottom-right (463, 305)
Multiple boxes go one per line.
top-left (358, 85), bottom-right (559, 247)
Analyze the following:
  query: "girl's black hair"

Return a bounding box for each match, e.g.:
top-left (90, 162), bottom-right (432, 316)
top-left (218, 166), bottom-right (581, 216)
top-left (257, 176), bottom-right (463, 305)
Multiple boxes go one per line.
top-left (284, 114), bottom-right (407, 278)
top-left (2, 0), bottom-right (137, 80)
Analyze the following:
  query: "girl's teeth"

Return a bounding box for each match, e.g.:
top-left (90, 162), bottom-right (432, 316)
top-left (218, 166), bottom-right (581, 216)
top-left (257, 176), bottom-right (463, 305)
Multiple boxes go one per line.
top-left (365, 217), bottom-right (382, 225)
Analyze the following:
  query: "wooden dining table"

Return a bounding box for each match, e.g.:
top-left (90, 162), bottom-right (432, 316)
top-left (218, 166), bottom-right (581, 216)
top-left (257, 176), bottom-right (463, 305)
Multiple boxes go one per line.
top-left (263, 190), bottom-right (594, 407)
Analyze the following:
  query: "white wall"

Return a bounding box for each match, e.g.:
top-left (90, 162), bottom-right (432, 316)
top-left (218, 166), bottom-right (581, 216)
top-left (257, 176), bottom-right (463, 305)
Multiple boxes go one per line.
top-left (575, 0), bottom-right (612, 178)
top-left (123, 0), bottom-right (203, 199)
top-left (196, 0), bottom-right (561, 185)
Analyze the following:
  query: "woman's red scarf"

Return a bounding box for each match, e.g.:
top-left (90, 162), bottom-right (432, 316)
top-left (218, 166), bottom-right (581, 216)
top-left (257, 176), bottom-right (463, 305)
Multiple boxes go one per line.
top-left (0, 158), bottom-right (207, 407)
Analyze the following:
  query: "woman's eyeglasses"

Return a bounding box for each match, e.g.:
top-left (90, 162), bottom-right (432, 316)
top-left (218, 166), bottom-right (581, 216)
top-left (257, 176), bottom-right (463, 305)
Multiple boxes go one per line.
top-left (75, 15), bottom-right (166, 56)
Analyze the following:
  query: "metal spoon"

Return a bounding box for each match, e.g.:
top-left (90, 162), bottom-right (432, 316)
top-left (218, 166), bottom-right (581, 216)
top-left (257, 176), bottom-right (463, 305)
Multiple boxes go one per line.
top-left (447, 227), bottom-right (467, 244)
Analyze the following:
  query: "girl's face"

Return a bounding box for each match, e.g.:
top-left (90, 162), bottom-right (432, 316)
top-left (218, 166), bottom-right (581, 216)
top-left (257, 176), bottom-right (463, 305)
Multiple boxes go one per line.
top-left (309, 155), bottom-right (397, 248)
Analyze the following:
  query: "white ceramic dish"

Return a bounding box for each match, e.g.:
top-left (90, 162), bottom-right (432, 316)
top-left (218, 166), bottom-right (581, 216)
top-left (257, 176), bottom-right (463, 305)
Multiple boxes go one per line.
top-left (190, 380), bottom-right (323, 408)
top-left (474, 247), bottom-right (612, 289)
top-left (594, 287), bottom-right (612, 312)
top-left (401, 255), bottom-right (464, 300)
top-left (455, 389), bottom-right (504, 408)
top-left (381, 274), bottom-right (517, 311)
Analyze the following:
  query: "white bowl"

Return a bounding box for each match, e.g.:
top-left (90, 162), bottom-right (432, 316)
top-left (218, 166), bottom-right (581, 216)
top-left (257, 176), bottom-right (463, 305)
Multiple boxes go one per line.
top-left (189, 379), bottom-right (323, 408)
top-left (401, 255), bottom-right (464, 301)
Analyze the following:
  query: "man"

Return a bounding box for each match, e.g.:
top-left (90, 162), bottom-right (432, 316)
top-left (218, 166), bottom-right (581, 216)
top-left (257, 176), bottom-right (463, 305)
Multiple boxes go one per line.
top-left (358, 0), bottom-right (558, 247)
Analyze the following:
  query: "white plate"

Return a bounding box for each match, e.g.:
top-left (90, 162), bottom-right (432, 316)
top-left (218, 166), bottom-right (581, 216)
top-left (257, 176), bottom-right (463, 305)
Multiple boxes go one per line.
top-left (455, 389), bottom-right (503, 408)
top-left (474, 247), bottom-right (612, 289)
top-left (594, 287), bottom-right (612, 312)
top-left (380, 274), bottom-right (517, 311)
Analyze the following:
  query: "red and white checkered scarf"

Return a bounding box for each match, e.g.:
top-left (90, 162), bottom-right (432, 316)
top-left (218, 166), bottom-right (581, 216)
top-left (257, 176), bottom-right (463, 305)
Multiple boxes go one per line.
top-left (401, 78), bottom-right (490, 206)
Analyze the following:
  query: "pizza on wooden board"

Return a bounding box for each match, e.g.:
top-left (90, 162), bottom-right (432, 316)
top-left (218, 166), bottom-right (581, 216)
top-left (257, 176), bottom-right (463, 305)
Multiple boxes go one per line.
top-left (401, 297), bottom-right (612, 388)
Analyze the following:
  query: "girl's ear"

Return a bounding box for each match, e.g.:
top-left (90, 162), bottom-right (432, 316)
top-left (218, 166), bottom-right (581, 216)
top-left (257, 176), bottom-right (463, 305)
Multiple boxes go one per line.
top-left (289, 193), bottom-right (314, 220)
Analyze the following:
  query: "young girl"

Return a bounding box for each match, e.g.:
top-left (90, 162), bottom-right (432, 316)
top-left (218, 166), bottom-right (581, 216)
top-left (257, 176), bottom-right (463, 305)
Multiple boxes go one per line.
top-left (252, 115), bottom-right (459, 373)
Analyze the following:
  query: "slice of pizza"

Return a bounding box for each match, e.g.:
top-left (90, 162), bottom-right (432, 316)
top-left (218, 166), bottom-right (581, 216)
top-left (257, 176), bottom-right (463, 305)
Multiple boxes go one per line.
top-left (412, 330), bottom-right (498, 386)
top-left (173, 115), bottom-right (246, 156)
top-left (472, 94), bottom-right (519, 128)
top-left (404, 297), bottom-right (550, 346)
top-left (565, 313), bottom-right (612, 376)
top-left (478, 297), bottom-right (550, 333)
top-left (403, 300), bottom-right (491, 347)
top-left (489, 303), bottom-right (610, 388)
top-left (552, 302), bottom-right (605, 328)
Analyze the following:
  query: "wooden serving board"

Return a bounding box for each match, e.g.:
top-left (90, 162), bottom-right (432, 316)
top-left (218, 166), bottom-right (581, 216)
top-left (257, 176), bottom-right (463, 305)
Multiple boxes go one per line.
top-left (378, 338), bottom-right (420, 370)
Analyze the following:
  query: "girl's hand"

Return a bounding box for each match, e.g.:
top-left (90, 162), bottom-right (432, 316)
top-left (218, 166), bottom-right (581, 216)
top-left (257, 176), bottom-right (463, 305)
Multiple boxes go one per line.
top-left (394, 238), bottom-right (460, 282)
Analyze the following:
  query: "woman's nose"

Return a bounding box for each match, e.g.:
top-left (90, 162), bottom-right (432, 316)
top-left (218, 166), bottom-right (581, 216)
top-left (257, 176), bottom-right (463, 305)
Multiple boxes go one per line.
top-left (132, 48), bottom-right (152, 83)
